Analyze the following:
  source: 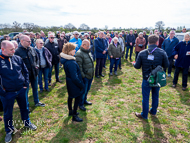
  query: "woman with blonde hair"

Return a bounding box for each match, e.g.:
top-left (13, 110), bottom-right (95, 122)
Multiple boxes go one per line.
top-left (60, 43), bottom-right (84, 122)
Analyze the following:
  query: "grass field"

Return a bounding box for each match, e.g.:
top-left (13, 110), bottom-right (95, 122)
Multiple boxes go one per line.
top-left (0, 56), bottom-right (190, 143)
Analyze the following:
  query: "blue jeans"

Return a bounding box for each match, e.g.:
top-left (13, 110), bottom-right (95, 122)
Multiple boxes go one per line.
top-left (141, 79), bottom-right (160, 119)
top-left (79, 78), bottom-right (93, 107)
top-left (110, 58), bottom-right (120, 73)
top-left (26, 77), bottom-right (40, 108)
top-left (38, 67), bottom-right (49, 91)
top-left (125, 46), bottom-right (133, 60)
top-left (0, 88), bottom-right (30, 134)
top-left (49, 63), bottom-right (59, 82)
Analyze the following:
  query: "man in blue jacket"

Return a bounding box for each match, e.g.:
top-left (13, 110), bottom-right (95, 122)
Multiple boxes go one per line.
top-left (94, 31), bottom-right (107, 78)
top-left (126, 30), bottom-right (135, 61)
top-left (69, 31), bottom-right (82, 53)
top-left (133, 35), bottom-right (169, 120)
top-left (0, 41), bottom-right (37, 143)
top-left (162, 30), bottom-right (179, 77)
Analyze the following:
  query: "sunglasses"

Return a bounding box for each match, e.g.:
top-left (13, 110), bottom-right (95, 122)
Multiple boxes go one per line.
top-left (61, 36), bottom-right (64, 37)
top-left (50, 37), bottom-right (54, 39)
top-left (39, 43), bottom-right (44, 44)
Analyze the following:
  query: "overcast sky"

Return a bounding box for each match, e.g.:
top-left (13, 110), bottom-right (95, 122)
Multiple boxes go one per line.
top-left (0, 0), bottom-right (190, 29)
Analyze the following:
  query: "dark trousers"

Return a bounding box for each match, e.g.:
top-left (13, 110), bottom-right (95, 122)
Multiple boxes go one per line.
top-left (103, 53), bottom-right (108, 67)
top-left (0, 100), bottom-right (3, 111)
top-left (164, 57), bottom-right (173, 74)
top-left (79, 78), bottom-right (93, 107)
top-left (110, 58), bottom-right (120, 73)
top-left (141, 79), bottom-right (160, 119)
top-left (26, 77), bottom-right (40, 108)
top-left (173, 66), bottom-right (189, 88)
top-left (135, 52), bottom-right (139, 61)
top-left (125, 46), bottom-right (133, 60)
top-left (0, 88), bottom-right (30, 133)
top-left (68, 96), bottom-right (81, 114)
top-left (95, 58), bottom-right (104, 76)
top-left (38, 67), bottom-right (49, 91)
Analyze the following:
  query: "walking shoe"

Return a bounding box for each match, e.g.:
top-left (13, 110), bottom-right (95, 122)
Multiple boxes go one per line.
top-left (72, 115), bottom-right (83, 122)
top-left (39, 90), bottom-right (43, 93)
top-left (135, 112), bottom-right (144, 119)
top-left (35, 102), bottom-right (45, 107)
top-left (45, 89), bottom-right (50, 92)
top-left (182, 87), bottom-right (186, 91)
top-left (56, 79), bottom-right (62, 83)
top-left (110, 72), bottom-right (113, 76)
top-left (168, 74), bottom-right (171, 77)
top-left (95, 75), bottom-right (100, 78)
top-left (79, 106), bottom-right (86, 111)
top-left (84, 101), bottom-right (92, 105)
top-left (5, 133), bottom-right (12, 143)
top-left (99, 74), bottom-right (104, 77)
top-left (48, 82), bottom-right (51, 86)
top-left (172, 84), bottom-right (176, 88)
top-left (25, 123), bottom-right (37, 131)
top-left (114, 71), bottom-right (117, 75)
top-left (119, 67), bottom-right (122, 70)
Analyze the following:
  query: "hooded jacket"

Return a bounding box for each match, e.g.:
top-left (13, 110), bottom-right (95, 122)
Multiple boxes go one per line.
top-left (0, 54), bottom-right (29, 96)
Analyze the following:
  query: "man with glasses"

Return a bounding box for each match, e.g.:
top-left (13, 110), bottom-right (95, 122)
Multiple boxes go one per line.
top-left (15, 35), bottom-right (45, 110)
top-left (45, 33), bottom-right (62, 85)
top-left (69, 31), bottom-right (82, 53)
top-left (162, 30), bottom-right (179, 77)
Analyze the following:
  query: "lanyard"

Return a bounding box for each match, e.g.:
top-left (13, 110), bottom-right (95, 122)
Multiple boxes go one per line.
top-left (148, 47), bottom-right (157, 55)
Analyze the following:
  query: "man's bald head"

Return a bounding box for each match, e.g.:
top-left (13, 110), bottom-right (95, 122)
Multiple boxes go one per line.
top-left (20, 35), bottom-right (31, 48)
top-left (82, 39), bottom-right (90, 50)
top-left (1, 40), bottom-right (15, 56)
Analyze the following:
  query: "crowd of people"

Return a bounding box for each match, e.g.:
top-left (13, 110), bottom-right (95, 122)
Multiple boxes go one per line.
top-left (0, 28), bottom-right (190, 143)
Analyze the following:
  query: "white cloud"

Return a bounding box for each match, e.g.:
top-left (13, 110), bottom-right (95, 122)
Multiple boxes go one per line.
top-left (0, 0), bottom-right (190, 29)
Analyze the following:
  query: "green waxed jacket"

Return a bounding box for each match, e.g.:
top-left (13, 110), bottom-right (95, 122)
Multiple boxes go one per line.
top-left (75, 47), bottom-right (94, 79)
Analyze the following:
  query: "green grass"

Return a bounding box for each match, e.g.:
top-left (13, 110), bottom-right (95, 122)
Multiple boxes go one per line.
top-left (0, 55), bottom-right (190, 142)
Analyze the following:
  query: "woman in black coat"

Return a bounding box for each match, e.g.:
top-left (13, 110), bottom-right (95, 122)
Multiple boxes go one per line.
top-left (60, 43), bottom-right (84, 122)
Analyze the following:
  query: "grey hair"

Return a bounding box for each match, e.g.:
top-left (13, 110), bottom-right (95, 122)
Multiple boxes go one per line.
top-left (138, 32), bottom-right (143, 36)
top-left (170, 30), bottom-right (176, 34)
top-left (113, 37), bottom-right (118, 42)
top-left (150, 30), bottom-right (153, 34)
top-left (183, 33), bottom-right (190, 41)
top-left (48, 33), bottom-right (55, 38)
top-left (143, 31), bottom-right (146, 34)
top-left (114, 31), bottom-right (118, 34)
top-left (11, 40), bottom-right (18, 46)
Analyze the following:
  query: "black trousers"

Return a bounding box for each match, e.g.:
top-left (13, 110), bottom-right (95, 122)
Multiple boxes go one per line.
top-left (135, 52), bottom-right (140, 61)
top-left (173, 66), bottom-right (189, 88)
top-left (68, 96), bottom-right (81, 114)
top-left (0, 100), bottom-right (3, 111)
top-left (95, 58), bottom-right (104, 76)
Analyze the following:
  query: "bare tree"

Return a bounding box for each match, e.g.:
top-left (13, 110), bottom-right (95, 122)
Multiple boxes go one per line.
top-left (12, 21), bottom-right (22, 31)
top-left (155, 21), bottom-right (165, 31)
top-left (79, 23), bottom-right (90, 30)
top-left (23, 23), bottom-right (35, 31)
top-left (64, 23), bottom-right (76, 31)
